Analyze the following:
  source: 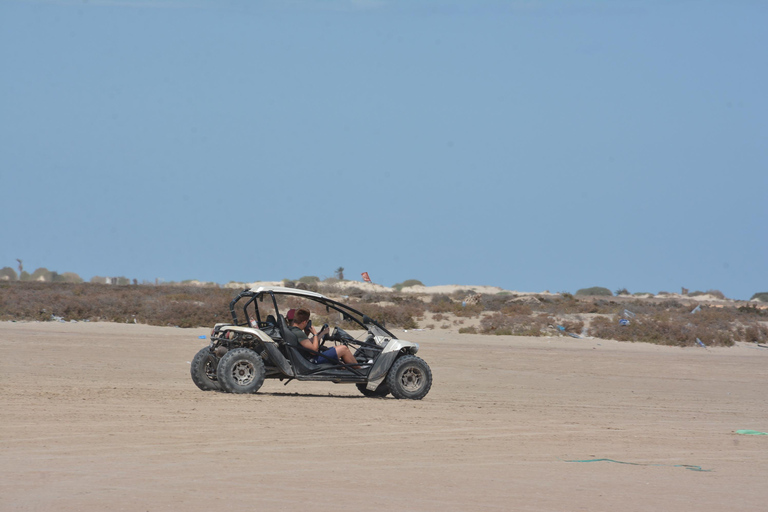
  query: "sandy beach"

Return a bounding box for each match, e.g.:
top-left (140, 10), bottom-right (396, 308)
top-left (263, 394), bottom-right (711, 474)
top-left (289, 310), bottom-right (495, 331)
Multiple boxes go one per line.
top-left (2, 320), bottom-right (767, 511)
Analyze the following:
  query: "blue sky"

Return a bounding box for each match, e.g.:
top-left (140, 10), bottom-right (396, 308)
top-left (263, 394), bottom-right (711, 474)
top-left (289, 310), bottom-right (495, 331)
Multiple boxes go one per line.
top-left (1, 0), bottom-right (766, 299)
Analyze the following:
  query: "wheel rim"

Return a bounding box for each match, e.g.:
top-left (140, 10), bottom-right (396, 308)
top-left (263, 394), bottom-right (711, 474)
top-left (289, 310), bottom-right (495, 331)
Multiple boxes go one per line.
top-left (400, 366), bottom-right (423, 392)
top-left (204, 359), bottom-right (217, 381)
top-left (231, 360), bottom-right (255, 386)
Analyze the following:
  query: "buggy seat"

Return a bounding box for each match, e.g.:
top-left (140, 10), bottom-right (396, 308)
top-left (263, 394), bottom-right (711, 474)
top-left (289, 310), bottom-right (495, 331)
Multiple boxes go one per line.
top-left (278, 315), bottom-right (338, 374)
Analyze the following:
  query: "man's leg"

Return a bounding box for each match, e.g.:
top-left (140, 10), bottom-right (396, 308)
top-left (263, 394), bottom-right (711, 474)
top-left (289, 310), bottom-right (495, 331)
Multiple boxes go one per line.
top-left (335, 345), bottom-right (360, 369)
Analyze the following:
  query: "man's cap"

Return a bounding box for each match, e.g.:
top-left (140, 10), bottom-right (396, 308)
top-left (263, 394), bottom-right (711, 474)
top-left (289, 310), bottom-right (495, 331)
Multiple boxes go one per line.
top-left (286, 309), bottom-right (296, 320)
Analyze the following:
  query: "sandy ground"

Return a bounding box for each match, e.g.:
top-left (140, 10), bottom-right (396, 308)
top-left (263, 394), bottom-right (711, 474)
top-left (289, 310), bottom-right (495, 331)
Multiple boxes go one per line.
top-left (2, 321), bottom-right (768, 512)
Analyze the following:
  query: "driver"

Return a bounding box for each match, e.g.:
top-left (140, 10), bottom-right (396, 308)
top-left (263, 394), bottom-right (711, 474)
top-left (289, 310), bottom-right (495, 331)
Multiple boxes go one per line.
top-left (289, 308), bottom-right (360, 368)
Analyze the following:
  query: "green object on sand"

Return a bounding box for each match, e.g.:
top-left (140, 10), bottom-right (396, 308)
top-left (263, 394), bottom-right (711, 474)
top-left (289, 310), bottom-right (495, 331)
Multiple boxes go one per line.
top-left (735, 430), bottom-right (768, 435)
top-left (564, 458), bottom-right (711, 472)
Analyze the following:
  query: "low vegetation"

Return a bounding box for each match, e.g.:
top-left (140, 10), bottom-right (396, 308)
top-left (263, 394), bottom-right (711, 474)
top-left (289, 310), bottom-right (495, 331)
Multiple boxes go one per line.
top-left (575, 286), bottom-right (613, 297)
top-left (1, 281), bottom-right (766, 348)
top-left (0, 281), bottom-right (234, 328)
top-left (688, 289), bottom-right (726, 299)
top-left (392, 279), bottom-right (424, 291)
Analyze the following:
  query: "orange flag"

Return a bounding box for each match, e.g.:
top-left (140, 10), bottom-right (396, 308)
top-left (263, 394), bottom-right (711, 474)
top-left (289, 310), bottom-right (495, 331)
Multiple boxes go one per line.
top-left (361, 272), bottom-right (371, 283)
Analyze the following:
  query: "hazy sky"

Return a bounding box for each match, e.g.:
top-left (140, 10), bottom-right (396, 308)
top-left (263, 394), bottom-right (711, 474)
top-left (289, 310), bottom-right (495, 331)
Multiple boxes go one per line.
top-left (1, 0), bottom-right (766, 298)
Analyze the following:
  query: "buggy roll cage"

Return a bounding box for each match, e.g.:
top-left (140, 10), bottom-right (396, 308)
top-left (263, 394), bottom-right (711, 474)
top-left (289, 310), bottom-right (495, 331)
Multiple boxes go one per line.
top-left (227, 286), bottom-right (397, 340)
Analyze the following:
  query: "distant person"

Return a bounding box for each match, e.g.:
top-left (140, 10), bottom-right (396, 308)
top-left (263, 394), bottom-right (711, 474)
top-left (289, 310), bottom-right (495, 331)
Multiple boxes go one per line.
top-left (289, 308), bottom-right (359, 368)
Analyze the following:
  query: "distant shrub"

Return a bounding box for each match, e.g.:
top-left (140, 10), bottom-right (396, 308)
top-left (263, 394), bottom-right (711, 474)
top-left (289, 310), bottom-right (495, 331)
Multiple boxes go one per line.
top-left (575, 287), bottom-right (613, 297)
top-left (751, 292), bottom-right (768, 302)
top-left (344, 286), bottom-right (365, 298)
top-left (0, 281), bottom-right (234, 326)
top-left (0, 267), bottom-right (17, 281)
top-left (316, 282), bottom-right (341, 295)
top-left (54, 272), bottom-right (83, 284)
top-left (479, 294), bottom-right (512, 312)
top-left (740, 324), bottom-right (768, 343)
top-left (458, 326), bottom-right (477, 334)
top-left (551, 318), bottom-right (585, 335)
top-left (614, 288), bottom-right (630, 296)
top-left (480, 312), bottom-right (551, 336)
top-left (689, 289), bottom-right (726, 299)
top-left (587, 304), bottom-right (743, 347)
top-left (427, 294), bottom-right (454, 313)
top-left (455, 303), bottom-right (484, 318)
top-left (451, 289), bottom-right (474, 299)
top-left (298, 276), bottom-right (320, 284)
top-left (357, 302), bottom-right (421, 330)
top-left (392, 279), bottom-right (424, 291)
top-left (30, 268), bottom-right (54, 282)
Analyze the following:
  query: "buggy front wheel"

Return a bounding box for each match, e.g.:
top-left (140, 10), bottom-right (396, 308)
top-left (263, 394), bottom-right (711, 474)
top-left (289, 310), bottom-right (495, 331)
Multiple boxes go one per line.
top-left (356, 382), bottom-right (390, 398)
top-left (216, 348), bottom-right (266, 394)
top-left (386, 355), bottom-right (432, 400)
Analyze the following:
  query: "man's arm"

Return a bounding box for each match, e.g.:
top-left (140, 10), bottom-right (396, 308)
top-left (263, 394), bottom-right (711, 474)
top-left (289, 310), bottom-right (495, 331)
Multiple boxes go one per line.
top-left (298, 325), bottom-right (329, 352)
top-left (299, 335), bottom-right (320, 352)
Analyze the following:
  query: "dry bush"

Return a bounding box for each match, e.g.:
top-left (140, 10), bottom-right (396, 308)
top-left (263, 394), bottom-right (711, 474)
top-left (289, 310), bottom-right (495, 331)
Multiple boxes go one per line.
top-left (427, 293), bottom-right (454, 313)
top-left (479, 312), bottom-right (551, 336)
top-left (392, 279), bottom-right (424, 291)
top-left (426, 293), bottom-right (482, 317)
top-left (356, 303), bottom-right (422, 330)
top-left (0, 281), bottom-right (234, 327)
top-left (360, 292), bottom-right (391, 303)
top-left (454, 303), bottom-right (484, 318)
top-left (737, 304), bottom-right (768, 317)
top-left (739, 324), bottom-right (768, 343)
top-left (535, 295), bottom-right (601, 315)
top-left (450, 289), bottom-right (474, 299)
top-left (479, 294), bottom-right (512, 312)
top-left (552, 318), bottom-right (585, 334)
top-left (342, 286), bottom-right (366, 298)
top-left (500, 303), bottom-right (533, 316)
top-left (316, 282), bottom-right (342, 295)
top-left (588, 307), bottom-right (737, 347)
top-left (4, 282), bottom-right (762, 346)
top-left (575, 287), bottom-right (613, 297)
top-left (689, 289), bottom-right (726, 299)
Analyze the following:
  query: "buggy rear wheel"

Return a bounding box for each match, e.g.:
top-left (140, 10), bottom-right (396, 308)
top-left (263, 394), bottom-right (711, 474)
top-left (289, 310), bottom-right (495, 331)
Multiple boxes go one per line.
top-left (386, 355), bottom-right (432, 400)
top-left (190, 347), bottom-right (221, 391)
top-left (216, 348), bottom-right (265, 394)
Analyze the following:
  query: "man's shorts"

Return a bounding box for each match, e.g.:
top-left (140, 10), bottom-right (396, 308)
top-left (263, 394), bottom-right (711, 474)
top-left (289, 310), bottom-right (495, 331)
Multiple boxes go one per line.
top-left (311, 347), bottom-right (339, 364)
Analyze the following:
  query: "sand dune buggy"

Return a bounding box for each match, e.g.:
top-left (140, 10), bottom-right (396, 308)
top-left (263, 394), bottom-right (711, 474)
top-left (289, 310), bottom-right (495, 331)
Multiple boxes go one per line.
top-left (190, 286), bottom-right (432, 399)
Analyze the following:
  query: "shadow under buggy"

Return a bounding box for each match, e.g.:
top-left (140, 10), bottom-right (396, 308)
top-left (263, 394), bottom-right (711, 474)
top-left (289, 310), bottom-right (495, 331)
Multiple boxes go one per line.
top-left (190, 286), bottom-right (432, 400)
